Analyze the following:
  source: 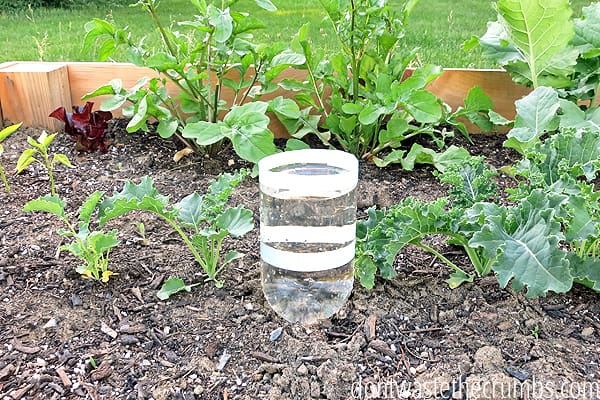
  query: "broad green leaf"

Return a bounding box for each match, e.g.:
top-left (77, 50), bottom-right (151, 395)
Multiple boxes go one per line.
top-left (564, 195), bottom-right (598, 243)
top-left (470, 190), bottom-right (572, 297)
top-left (182, 121), bottom-right (227, 146)
top-left (470, 21), bottom-right (522, 65)
top-left (488, 110), bottom-right (512, 126)
top-left (126, 95), bottom-right (149, 132)
top-left (505, 86), bottom-right (560, 153)
top-left (78, 191), bottom-right (104, 225)
top-left (15, 149), bottom-right (37, 174)
top-left (285, 139), bottom-right (310, 151)
top-left (372, 150), bottom-right (405, 168)
top-left (223, 250), bottom-right (245, 266)
top-left (224, 103), bottom-right (279, 163)
top-left (464, 86), bottom-right (494, 112)
top-left (496, 0), bottom-right (575, 87)
top-left (208, 5), bottom-right (233, 43)
top-left (23, 195), bottom-right (66, 219)
top-left (270, 49), bottom-right (306, 68)
top-left (574, 3), bottom-right (600, 49)
top-left (88, 230), bottom-right (120, 254)
top-left (447, 270), bottom-right (474, 289)
top-left (341, 103), bottom-right (364, 115)
top-left (401, 144), bottom-right (470, 172)
top-left (568, 253), bottom-right (600, 292)
top-left (358, 105), bottom-right (386, 126)
top-left (216, 206), bottom-right (254, 237)
top-left (403, 90), bottom-right (442, 123)
top-left (156, 277), bottom-right (195, 300)
top-left (100, 94), bottom-right (128, 111)
top-left (269, 96), bottom-right (301, 120)
top-left (157, 118), bottom-right (179, 139)
top-left (354, 255), bottom-right (377, 289)
top-left (0, 122), bottom-right (22, 142)
top-left (82, 78), bottom-right (125, 100)
top-left (174, 192), bottom-right (206, 229)
top-left (144, 53), bottom-right (179, 70)
top-left (378, 115), bottom-right (410, 145)
top-left (254, 0), bottom-right (277, 11)
top-left (53, 153), bottom-right (73, 168)
top-left (99, 176), bottom-right (172, 225)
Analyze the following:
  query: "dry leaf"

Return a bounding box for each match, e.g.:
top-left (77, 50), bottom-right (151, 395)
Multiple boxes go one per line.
top-left (173, 147), bottom-right (194, 163)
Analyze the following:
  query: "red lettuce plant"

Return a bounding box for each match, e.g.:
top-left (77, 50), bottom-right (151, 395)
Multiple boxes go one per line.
top-left (49, 102), bottom-right (113, 153)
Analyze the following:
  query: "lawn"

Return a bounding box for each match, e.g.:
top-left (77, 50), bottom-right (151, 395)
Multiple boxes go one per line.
top-left (0, 0), bottom-right (593, 67)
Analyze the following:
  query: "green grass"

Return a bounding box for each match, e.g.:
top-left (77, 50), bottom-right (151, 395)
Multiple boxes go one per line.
top-left (0, 0), bottom-right (594, 67)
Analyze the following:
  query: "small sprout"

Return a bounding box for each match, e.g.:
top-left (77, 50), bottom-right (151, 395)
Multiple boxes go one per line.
top-left (15, 131), bottom-right (73, 195)
top-left (0, 122), bottom-right (22, 193)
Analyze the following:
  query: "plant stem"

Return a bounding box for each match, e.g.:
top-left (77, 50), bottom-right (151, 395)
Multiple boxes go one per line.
top-left (0, 166), bottom-right (9, 193)
top-left (42, 151), bottom-right (56, 196)
top-left (159, 215), bottom-right (209, 271)
top-left (415, 241), bottom-right (470, 278)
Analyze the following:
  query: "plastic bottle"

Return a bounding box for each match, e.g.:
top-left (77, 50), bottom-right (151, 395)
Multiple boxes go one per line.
top-left (259, 149), bottom-right (358, 324)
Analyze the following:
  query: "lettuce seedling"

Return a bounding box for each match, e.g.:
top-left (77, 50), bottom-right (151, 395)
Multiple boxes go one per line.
top-left (49, 102), bottom-right (113, 153)
top-left (15, 131), bottom-right (73, 195)
top-left (98, 170), bottom-right (253, 289)
top-left (0, 122), bottom-right (22, 193)
top-left (23, 192), bottom-right (120, 282)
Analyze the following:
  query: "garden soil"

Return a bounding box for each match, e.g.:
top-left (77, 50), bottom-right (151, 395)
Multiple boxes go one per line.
top-left (0, 121), bottom-right (598, 400)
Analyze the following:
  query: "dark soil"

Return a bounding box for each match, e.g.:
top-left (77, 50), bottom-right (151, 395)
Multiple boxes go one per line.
top-left (0, 122), bottom-right (598, 400)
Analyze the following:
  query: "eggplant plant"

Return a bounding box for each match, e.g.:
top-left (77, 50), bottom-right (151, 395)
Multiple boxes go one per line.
top-left (279, 0), bottom-right (498, 164)
top-left (81, 0), bottom-right (305, 163)
top-left (15, 130), bottom-right (73, 195)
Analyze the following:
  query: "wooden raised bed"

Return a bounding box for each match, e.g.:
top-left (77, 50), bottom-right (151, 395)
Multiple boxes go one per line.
top-left (0, 61), bottom-right (530, 135)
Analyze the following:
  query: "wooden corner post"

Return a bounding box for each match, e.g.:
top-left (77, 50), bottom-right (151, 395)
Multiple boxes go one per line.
top-left (0, 62), bottom-right (72, 131)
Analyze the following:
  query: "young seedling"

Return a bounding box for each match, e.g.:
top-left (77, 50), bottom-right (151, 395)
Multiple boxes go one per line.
top-left (23, 191), bottom-right (120, 282)
top-left (15, 130), bottom-right (73, 195)
top-left (99, 170), bottom-right (254, 289)
top-left (0, 122), bottom-right (22, 193)
top-left (134, 222), bottom-right (149, 246)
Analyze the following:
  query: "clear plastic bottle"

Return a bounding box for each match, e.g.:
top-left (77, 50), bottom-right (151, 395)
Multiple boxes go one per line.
top-left (259, 149), bottom-right (358, 325)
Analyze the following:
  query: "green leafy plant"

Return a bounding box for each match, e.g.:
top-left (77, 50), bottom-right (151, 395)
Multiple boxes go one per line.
top-left (281, 2), bottom-right (497, 162)
top-left (98, 170), bottom-right (253, 288)
top-left (510, 128), bottom-right (600, 291)
top-left (15, 131), bottom-right (73, 195)
top-left (81, 0), bottom-right (303, 163)
top-left (501, 84), bottom-right (600, 154)
top-left (0, 122), bottom-right (22, 193)
top-left (357, 128), bottom-right (600, 297)
top-left (23, 192), bottom-right (120, 282)
top-left (466, 0), bottom-right (600, 153)
top-left (356, 156), bottom-right (498, 289)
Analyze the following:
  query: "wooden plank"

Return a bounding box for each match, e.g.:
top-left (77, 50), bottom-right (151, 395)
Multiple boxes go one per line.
top-left (3, 61), bottom-right (531, 136)
top-left (426, 68), bottom-right (531, 131)
top-left (0, 62), bottom-right (71, 130)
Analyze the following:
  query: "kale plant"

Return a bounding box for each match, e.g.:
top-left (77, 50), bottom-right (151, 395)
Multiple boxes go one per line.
top-left (98, 170), bottom-right (254, 288)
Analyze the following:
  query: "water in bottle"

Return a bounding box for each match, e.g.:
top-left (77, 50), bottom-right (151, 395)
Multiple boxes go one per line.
top-left (259, 150), bottom-right (358, 325)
